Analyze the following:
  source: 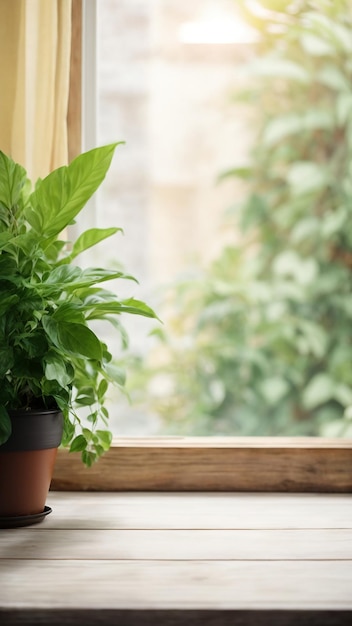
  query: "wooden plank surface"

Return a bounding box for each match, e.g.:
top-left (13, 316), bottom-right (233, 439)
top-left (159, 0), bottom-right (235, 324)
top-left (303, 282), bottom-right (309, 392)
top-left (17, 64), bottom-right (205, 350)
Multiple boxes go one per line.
top-left (52, 438), bottom-right (352, 492)
top-left (1, 529), bottom-right (352, 561)
top-left (43, 492), bottom-right (352, 529)
top-left (1, 492), bottom-right (352, 624)
top-left (1, 560), bottom-right (352, 610)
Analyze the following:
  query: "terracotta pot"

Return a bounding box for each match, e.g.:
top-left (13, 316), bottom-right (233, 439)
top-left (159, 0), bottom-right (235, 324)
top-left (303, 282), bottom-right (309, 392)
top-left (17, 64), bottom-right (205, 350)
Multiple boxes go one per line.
top-left (0, 409), bottom-right (63, 519)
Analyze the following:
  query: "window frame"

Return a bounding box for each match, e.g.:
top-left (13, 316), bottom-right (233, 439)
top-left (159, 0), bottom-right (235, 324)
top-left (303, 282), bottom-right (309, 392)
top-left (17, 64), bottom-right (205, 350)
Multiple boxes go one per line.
top-left (57, 0), bottom-right (352, 494)
top-left (67, 0), bottom-right (82, 163)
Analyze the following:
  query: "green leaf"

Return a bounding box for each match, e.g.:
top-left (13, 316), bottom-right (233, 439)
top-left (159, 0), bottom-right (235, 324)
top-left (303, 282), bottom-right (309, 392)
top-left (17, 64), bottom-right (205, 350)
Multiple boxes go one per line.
top-left (81, 450), bottom-right (96, 466)
top-left (25, 205), bottom-right (43, 233)
top-left (0, 151), bottom-right (28, 210)
top-left (82, 427), bottom-right (93, 441)
top-left (263, 114), bottom-right (303, 146)
top-left (302, 374), bottom-right (335, 410)
top-left (44, 239), bottom-right (67, 262)
top-left (69, 434), bottom-right (87, 453)
top-left (334, 384), bottom-right (352, 408)
top-left (75, 396), bottom-right (94, 407)
top-left (40, 265), bottom-right (132, 295)
top-left (272, 251), bottom-right (318, 285)
top-left (61, 417), bottom-right (75, 446)
top-left (75, 387), bottom-right (96, 406)
top-left (44, 265), bottom-right (83, 285)
top-left (286, 162), bottom-right (327, 195)
top-left (321, 207), bottom-right (348, 238)
top-left (86, 298), bottom-right (158, 320)
top-left (42, 317), bottom-right (103, 360)
top-left (0, 345), bottom-right (14, 376)
top-left (0, 232), bottom-right (12, 248)
top-left (218, 166), bottom-right (252, 182)
top-left (8, 232), bottom-right (41, 256)
top-left (317, 65), bottom-right (351, 92)
top-left (97, 378), bottom-right (108, 401)
top-left (260, 377), bottom-right (289, 405)
top-left (102, 363), bottom-right (126, 386)
top-left (263, 110), bottom-right (333, 146)
top-left (336, 94), bottom-right (352, 126)
top-left (44, 354), bottom-right (74, 387)
top-left (28, 144), bottom-right (122, 238)
top-left (0, 294), bottom-right (19, 315)
top-left (247, 58), bottom-right (310, 83)
top-left (53, 302), bottom-right (85, 324)
top-left (80, 268), bottom-right (136, 287)
top-left (11, 358), bottom-right (43, 380)
top-left (301, 33), bottom-right (335, 56)
top-left (95, 429), bottom-right (112, 450)
top-left (63, 227), bottom-right (122, 263)
top-left (297, 321), bottom-right (328, 359)
top-left (92, 443), bottom-right (105, 458)
top-left (0, 405), bottom-right (11, 445)
top-left (290, 217), bottom-right (319, 243)
top-left (20, 334), bottom-right (48, 359)
top-left (306, 12), bottom-right (352, 54)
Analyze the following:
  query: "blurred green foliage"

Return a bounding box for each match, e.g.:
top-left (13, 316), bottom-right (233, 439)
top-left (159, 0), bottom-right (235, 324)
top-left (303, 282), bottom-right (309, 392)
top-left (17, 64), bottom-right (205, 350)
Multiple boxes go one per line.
top-left (135, 0), bottom-right (352, 436)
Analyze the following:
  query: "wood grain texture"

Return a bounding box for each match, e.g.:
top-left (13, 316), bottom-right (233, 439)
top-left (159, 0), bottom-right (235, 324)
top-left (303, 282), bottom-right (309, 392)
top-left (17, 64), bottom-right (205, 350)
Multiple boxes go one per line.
top-left (1, 493), bottom-right (352, 624)
top-left (40, 492), bottom-right (352, 530)
top-left (1, 528), bottom-right (352, 560)
top-left (52, 437), bottom-right (352, 492)
top-left (1, 560), bottom-right (352, 610)
top-left (43, 491), bottom-right (352, 529)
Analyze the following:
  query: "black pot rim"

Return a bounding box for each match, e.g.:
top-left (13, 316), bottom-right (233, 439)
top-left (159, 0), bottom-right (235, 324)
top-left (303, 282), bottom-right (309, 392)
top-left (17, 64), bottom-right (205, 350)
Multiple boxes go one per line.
top-left (1, 408), bottom-right (64, 452)
top-left (8, 408), bottom-right (62, 417)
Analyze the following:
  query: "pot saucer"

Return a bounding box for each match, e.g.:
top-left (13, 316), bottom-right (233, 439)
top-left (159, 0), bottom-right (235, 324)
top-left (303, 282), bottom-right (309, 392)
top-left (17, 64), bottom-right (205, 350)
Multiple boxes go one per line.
top-left (0, 505), bottom-right (52, 528)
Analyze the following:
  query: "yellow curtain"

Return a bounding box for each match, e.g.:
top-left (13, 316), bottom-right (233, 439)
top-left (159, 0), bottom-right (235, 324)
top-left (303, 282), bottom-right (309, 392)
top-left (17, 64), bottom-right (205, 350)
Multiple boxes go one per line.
top-left (0, 0), bottom-right (72, 181)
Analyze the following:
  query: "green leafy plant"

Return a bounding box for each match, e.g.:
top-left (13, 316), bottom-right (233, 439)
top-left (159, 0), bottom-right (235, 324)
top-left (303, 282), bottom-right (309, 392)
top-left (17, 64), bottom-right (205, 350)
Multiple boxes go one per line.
top-left (0, 144), bottom-right (157, 465)
top-left (134, 0), bottom-right (352, 437)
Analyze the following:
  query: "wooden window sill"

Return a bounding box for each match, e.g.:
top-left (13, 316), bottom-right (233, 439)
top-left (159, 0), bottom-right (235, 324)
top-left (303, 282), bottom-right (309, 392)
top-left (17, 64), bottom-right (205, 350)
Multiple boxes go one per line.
top-left (52, 437), bottom-right (352, 492)
top-left (1, 491), bottom-right (352, 625)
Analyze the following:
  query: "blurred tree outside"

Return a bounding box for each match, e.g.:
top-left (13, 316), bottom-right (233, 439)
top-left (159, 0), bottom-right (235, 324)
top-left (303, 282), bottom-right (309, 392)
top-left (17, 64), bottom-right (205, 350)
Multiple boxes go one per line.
top-left (130, 0), bottom-right (352, 437)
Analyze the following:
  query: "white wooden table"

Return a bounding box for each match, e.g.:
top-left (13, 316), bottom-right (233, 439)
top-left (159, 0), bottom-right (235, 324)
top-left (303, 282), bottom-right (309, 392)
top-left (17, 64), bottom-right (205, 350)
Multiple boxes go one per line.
top-left (1, 492), bottom-right (352, 625)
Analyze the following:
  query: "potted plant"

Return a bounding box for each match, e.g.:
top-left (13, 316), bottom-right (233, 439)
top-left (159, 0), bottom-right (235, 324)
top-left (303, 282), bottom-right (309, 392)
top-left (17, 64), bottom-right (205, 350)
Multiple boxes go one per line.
top-left (0, 143), bottom-right (157, 526)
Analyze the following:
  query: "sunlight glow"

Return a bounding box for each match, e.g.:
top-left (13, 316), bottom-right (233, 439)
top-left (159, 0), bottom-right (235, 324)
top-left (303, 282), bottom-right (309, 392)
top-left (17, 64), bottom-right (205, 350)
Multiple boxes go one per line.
top-left (178, 2), bottom-right (258, 45)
